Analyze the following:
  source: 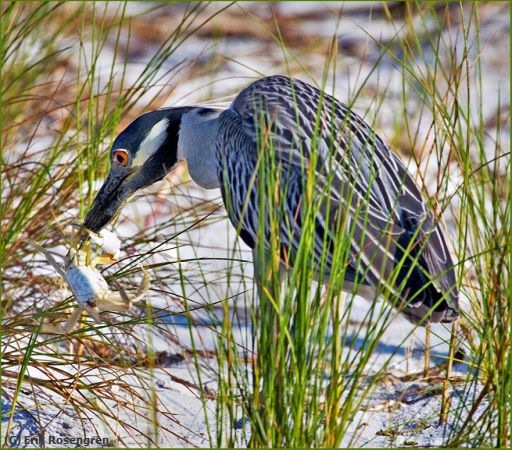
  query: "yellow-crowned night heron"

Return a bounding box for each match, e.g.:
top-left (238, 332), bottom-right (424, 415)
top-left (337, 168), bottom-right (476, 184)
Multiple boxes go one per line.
top-left (83, 75), bottom-right (459, 324)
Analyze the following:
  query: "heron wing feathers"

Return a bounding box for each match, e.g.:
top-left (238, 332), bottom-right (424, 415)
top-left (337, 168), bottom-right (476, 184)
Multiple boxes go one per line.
top-left (217, 75), bottom-right (458, 320)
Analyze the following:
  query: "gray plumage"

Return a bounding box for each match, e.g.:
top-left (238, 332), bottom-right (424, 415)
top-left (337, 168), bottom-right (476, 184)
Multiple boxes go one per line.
top-left (215, 76), bottom-right (458, 323)
top-left (84, 75), bottom-right (459, 324)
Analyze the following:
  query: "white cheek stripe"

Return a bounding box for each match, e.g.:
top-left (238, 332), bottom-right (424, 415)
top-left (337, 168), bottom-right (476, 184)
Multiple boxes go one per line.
top-left (132, 117), bottom-right (169, 167)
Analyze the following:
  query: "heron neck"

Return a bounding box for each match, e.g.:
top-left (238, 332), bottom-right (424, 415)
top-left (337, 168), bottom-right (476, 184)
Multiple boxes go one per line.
top-left (177, 107), bottom-right (222, 189)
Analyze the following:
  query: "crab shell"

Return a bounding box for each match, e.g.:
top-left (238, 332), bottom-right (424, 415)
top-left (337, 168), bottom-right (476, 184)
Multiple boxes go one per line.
top-left (65, 264), bottom-right (111, 309)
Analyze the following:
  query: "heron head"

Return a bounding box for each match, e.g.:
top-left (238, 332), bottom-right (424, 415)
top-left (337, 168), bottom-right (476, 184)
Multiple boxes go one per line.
top-left (83, 107), bottom-right (192, 232)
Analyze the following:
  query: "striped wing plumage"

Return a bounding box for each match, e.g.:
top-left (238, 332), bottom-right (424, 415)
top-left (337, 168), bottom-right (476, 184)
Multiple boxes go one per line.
top-left (216, 75), bottom-right (458, 323)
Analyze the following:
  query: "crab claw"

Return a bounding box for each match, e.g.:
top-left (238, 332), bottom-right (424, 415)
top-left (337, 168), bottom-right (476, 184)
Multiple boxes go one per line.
top-left (108, 265), bottom-right (150, 309)
top-left (70, 223), bottom-right (93, 248)
top-left (87, 229), bottom-right (121, 259)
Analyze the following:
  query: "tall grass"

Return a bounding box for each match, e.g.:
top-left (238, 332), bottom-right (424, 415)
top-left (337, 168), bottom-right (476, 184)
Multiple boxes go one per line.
top-left (1, 2), bottom-right (230, 446)
top-left (207, 3), bottom-right (510, 447)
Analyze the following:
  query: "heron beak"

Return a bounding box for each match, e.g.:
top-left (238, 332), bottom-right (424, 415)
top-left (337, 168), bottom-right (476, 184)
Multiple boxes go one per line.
top-left (83, 172), bottom-right (132, 233)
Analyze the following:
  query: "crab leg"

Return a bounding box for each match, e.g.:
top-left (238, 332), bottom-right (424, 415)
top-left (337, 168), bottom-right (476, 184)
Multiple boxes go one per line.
top-left (39, 308), bottom-right (84, 335)
top-left (133, 267), bottom-right (150, 302)
top-left (31, 241), bottom-right (66, 278)
top-left (39, 323), bottom-right (70, 335)
top-left (82, 304), bottom-right (103, 323)
top-left (95, 268), bottom-right (150, 311)
top-left (94, 293), bottom-right (132, 312)
top-left (63, 308), bottom-right (84, 333)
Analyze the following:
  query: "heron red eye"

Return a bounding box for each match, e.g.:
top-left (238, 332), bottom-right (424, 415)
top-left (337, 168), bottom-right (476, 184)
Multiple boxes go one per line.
top-left (113, 150), bottom-right (129, 166)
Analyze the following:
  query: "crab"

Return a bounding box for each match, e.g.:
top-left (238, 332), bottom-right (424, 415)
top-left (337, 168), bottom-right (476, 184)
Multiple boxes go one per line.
top-left (37, 228), bottom-right (150, 334)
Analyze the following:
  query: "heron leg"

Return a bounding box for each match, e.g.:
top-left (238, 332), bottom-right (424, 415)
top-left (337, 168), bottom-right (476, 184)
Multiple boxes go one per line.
top-left (424, 322), bottom-right (431, 378)
top-left (252, 248), bottom-right (266, 303)
top-left (252, 248), bottom-right (285, 304)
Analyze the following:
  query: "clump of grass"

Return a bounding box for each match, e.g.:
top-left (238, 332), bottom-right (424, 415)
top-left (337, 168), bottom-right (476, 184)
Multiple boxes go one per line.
top-left (1, 2), bottom-right (230, 446)
top-left (205, 3), bottom-right (510, 447)
top-left (391, 4), bottom-right (510, 446)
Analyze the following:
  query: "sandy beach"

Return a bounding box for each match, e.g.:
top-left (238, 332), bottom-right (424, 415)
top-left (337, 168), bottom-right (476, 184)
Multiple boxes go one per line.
top-left (2, 2), bottom-right (509, 447)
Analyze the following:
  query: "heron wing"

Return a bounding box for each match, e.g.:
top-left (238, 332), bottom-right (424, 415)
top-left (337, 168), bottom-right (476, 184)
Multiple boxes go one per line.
top-left (217, 75), bottom-right (458, 319)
